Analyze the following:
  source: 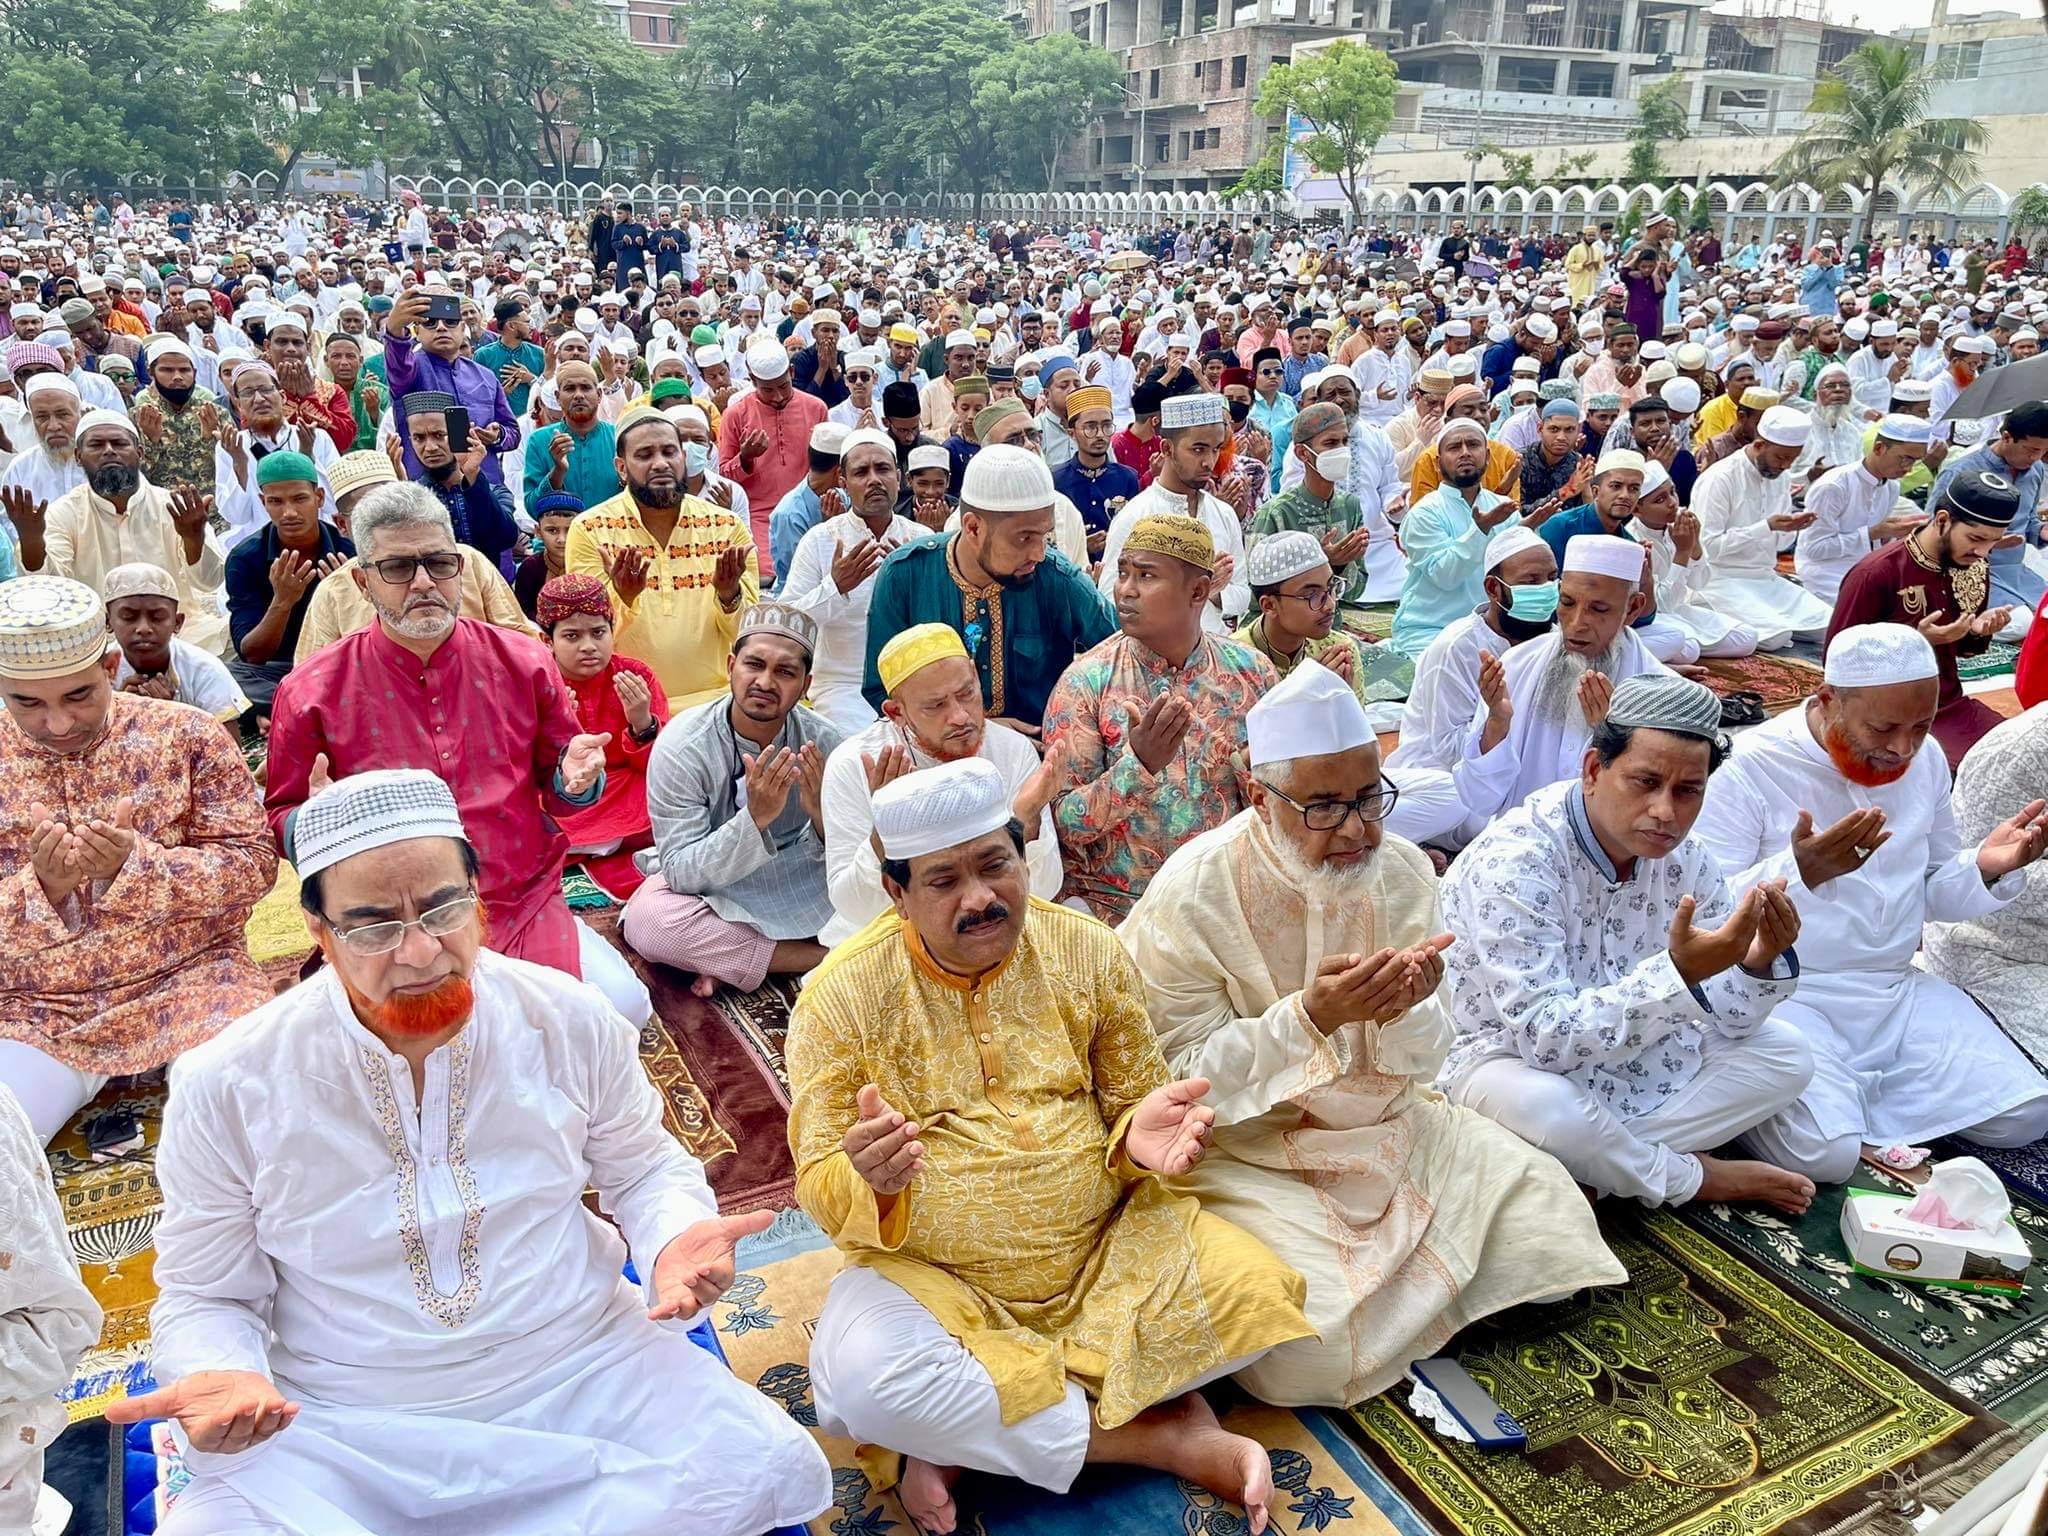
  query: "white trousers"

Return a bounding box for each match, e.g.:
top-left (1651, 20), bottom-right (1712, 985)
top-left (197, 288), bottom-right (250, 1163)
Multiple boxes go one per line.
top-left (575, 918), bottom-right (653, 1027)
top-left (1451, 1019), bottom-right (1814, 1206)
top-left (1695, 622), bottom-right (1762, 660)
top-left (809, 1265), bottom-right (1262, 1496)
top-left (0, 1040), bottom-right (107, 1145)
top-left (1637, 615), bottom-right (1701, 666)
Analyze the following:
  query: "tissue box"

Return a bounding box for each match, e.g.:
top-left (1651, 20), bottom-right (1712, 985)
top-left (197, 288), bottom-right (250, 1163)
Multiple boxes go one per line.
top-left (1840, 1187), bottom-right (2032, 1294)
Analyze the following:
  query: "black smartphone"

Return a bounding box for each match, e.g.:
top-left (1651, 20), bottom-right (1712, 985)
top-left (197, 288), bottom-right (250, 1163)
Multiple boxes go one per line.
top-left (424, 293), bottom-right (462, 325)
top-left (85, 1108), bottom-right (140, 1156)
top-left (446, 405), bottom-right (471, 454)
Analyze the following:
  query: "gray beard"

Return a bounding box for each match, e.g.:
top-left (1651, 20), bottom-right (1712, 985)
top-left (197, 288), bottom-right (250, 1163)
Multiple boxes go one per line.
top-left (1266, 815), bottom-right (1379, 903)
top-left (1531, 636), bottom-right (1622, 732)
top-left (1816, 402), bottom-right (1853, 428)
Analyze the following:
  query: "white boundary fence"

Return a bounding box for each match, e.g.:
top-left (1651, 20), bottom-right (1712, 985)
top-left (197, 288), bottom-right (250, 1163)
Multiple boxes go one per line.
top-left (84, 171), bottom-right (2048, 245)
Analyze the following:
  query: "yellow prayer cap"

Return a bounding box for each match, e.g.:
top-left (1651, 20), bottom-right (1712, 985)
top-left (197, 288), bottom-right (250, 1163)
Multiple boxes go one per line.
top-left (1738, 387), bottom-right (1783, 412)
top-left (1065, 385), bottom-right (1113, 422)
top-left (878, 622), bottom-right (970, 694)
top-left (887, 323), bottom-right (920, 347)
top-left (1124, 514), bottom-right (1215, 574)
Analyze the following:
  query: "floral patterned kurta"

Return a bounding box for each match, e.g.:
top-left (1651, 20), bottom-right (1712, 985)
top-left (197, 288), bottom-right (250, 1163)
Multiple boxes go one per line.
top-left (787, 900), bottom-right (1311, 1480)
top-left (1440, 780), bottom-right (1796, 1119)
top-left (0, 693), bottom-right (277, 1072)
top-left (1043, 631), bottom-right (1276, 924)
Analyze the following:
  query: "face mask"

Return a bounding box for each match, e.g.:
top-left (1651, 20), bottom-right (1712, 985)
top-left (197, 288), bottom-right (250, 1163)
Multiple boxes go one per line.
top-left (1507, 579), bottom-right (1560, 622)
top-left (1020, 377), bottom-right (1042, 402)
top-left (683, 441), bottom-right (710, 478)
top-left (1228, 398), bottom-right (1251, 425)
top-left (1312, 445), bottom-right (1352, 483)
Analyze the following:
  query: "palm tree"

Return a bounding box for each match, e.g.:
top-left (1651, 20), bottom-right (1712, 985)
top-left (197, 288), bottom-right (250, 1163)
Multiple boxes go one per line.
top-left (1772, 40), bottom-right (1985, 248)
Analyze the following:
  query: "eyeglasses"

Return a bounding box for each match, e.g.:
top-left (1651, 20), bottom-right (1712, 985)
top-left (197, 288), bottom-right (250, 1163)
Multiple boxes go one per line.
top-left (369, 552), bottom-right (463, 584)
top-left (1278, 583), bottom-right (1335, 609)
top-left (1259, 780), bottom-right (1400, 831)
top-left (327, 891), bottom-right (479, 956)
top-left (420, 316), bottom-right (461, 329)
top-left (845, 372), bottom-right (874, 384)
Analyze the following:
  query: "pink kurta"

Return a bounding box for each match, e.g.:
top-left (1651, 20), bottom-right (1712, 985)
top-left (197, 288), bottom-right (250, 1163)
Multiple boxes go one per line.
top-left (715, 386), bottom-right (828, 569)
top-left (266, 619), bottom-right (589, 976)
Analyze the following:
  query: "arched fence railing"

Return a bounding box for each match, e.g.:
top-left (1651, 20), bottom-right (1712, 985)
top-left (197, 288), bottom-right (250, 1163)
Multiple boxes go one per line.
top-left (59, 172), bottom-right (2048, 245)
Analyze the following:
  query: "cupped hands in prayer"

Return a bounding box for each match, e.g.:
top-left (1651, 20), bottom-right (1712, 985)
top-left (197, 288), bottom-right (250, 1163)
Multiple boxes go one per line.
top-left (107, 1370), bottom-right (299, 1455)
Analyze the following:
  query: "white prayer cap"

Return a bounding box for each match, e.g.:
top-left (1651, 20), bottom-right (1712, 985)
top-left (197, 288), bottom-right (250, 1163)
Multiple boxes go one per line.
top-left (1246, 530), bottom-right (1327, 587)
top-left (693, 343), bottom-right (726, 369)
top-left (1871, 319), bottom-right (1900, 338)
top-left (1594, 448), bottom-right (1646, 478)
top-left (1891, 379), bottom-right (1934, 404)
top-left (75, 407), bottom-right (138, 441)
top-left (1659, 378), bottom-right (1702, 416)
top-left (1437, 417), bottom-right (1488, 449)
top-left (944, 328), bottom-right (977, 350)
top-left (1247, 656), bottom-right (1371, 770)
top-left (840, 426), bottom-right (895, 464)
top-left (1525, 314), bottom-right (1558, 342)
top-left (745, 342), bottom-right (789, 381)
top-left (961, 444), bottom-right (1053, 513)
top-left (22, 373), bottom-right (79, 402)
top-left (1562, 533), bottom-right (1646, 583)
top-left (292, 768), bottom-right (471, 880)
top-left (1824, 622), bottom-right (1938, 688)
top-left (872, 757), bottom-right (1012, 862)
top-left (908, 443), bottom-right (951, 474)
top-left (1876, 412), bottom-right (1934, 445)
top-left (1484, 524), bottom-right (1547, 572)
top-left (1159, 392), bottom-right (1225, 430)
top-left (1756, 405), bottom-right (1811, 447)
top-left (1843, 317), bottom-right (1871, 341)
top-left (1640, 460), bottom-right (1673, 499)
top-left (1954, 334), bottom-right (1995, 356)
top-left (1443, 319), bottom-right (1471, 337)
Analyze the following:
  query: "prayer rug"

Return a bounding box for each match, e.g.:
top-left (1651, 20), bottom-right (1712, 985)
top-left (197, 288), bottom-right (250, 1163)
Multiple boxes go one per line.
top-left (719, 1211), bottom-right (1432, 1536)
top-left (243, 862), bottom-right (310, 967)
top-left (1681, 1180), bottom-right (2048, 1427)
top-left (1350, 1208), bottom-right (1999, 1536)
top-left (1694, 652), bottom-right (1824, 715)
top-left (1341, 603), bottom-right (1398, 644)
top-left (712, 975), bottom-right (799, 1100)
top-left (52, 1077), bottom-right (168, 1424)
top-left (561, 862), bottom-right (618, 910)
top-left (584, 908), bottom-right (797, 1214)
top-left (1958, 641), bottom-right (2022, 683)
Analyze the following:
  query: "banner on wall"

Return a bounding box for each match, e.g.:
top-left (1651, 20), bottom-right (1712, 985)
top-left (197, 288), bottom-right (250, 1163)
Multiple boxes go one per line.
top-left (1281, 109), bottom-right (1366, 209)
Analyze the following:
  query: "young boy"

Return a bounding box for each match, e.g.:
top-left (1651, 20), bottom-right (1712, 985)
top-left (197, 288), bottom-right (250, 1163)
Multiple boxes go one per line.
top-left (899, 443), bottom-right (956, 531)
top-left (536, 572), bottom-right (668, 897)
top-left (106, 562), bottom-right (250, 729)
top-left (516, 492), bottom-right (584, 620)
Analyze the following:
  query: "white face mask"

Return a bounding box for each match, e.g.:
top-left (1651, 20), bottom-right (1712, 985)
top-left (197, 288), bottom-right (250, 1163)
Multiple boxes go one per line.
top-left (1312, 445), bottom-right (1352, 483)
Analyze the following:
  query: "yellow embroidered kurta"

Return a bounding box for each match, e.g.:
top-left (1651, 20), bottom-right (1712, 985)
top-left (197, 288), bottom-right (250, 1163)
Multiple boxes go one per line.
top-left (564, 492), bottom-right (761, 710)
top-left (788, 899), bottom-right (1312, 1439)
top-left (1119, 813), bottom-right (1625, 1408)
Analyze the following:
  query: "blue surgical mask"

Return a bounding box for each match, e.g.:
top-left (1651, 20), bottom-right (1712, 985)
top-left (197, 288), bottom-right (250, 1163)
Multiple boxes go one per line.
top-left (1507, 579), bottom-right (1560, 622)
top-left (683, 441), bottom-right (710, 478)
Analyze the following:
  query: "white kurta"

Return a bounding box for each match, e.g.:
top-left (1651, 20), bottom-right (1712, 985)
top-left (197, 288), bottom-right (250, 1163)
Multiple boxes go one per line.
top-left (1925, 705), bottom-right (2048, 1052)
top-left (1120, 813), bottom-right (1623, 1408)
top-left (1691, 449), bottom-right (1832, 647)
top-left (0, 445), bottom-right (85, 514)
top-left (114, 636), bottom-right (250, 723)
top-left (151, 953), bottom-right (831, 1536)
top-left (778, 508), bottom-right (923, 731)
top-left (1846, 348), bottom-right (1900, 418)
top-left (818, 715), bottom-right (1060, 948)
top-left (1388, 607), bottom-right (1493, 773)
top-left (1636, 523), bottom-right (1756, 658)
top-left (1693, 704), bottom-right (2039, 1146)
top-left (1352, 348), bottom-right (1413, 428)
top-left (1455, 626), bottom-right (1670, 827)
top-left (1098, 483), bottom-right (1249, 633)
top-left (1796, 461), bottom-right (1907, 606)
top-left (0, 1084), bottom-right (102, 1535)
top-left (43, 480), bottom-right (229, 656)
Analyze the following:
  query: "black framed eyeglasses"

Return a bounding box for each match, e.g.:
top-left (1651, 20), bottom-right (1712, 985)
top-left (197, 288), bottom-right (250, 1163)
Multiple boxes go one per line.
top-left (369, 551), bottom-right (463, 584)
top-left (1279, 583), bottom-right (1336, 610)
top-left (1259, 780), bottom-right (1400, 830)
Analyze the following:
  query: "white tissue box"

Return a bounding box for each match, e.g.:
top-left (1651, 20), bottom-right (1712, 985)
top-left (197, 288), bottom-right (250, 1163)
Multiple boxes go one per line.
top-left (1840, 1187), bottom-right (2032, 1294)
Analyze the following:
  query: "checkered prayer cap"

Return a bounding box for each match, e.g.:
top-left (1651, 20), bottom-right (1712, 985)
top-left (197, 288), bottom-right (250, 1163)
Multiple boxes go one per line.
top-left (1605, 673), bottom-right (1725, 745)
top-left (291, 769), bottom-right (470, 879)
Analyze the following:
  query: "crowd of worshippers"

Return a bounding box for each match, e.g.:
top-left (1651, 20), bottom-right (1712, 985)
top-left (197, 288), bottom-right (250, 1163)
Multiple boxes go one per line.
top-left (7, 193), bottom-right (2048, 1536)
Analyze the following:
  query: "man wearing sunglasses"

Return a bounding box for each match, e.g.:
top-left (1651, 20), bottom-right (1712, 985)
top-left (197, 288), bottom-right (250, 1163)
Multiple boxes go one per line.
top-left (124, 767), bottom-right (831, 1535)
top-left (267, 483), bottom-right (647, 1022)
top-left (1120, 660), bottom-right (1623, 1411)
top-left (380, 285), bottom-right (521, 507)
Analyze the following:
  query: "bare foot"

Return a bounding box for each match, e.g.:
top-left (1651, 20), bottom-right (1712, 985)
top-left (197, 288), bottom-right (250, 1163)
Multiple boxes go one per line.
top-left (688, 973), bottom-right (717, 998)
top-left (1155, 1392), bottom-right (1274, 1534)
top-left (899, 1457), bottom-right (962, 1535)
top-left (1695, 1153), bottom-right (1816, 1215)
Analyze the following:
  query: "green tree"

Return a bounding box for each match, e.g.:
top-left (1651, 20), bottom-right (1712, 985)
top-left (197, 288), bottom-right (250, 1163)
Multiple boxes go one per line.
top-left (1250, 41), bottom-right (1397, 226)
top-left (972, 32), bottom-right (1122, 192)
top-left (841, 0), bottom-right (1013, 209)
top-left (669, 0), bottom-right (864, 188)
top-left (1221, 143), bottom-right (1283, 203)
top-left (1477, 143), bottom-right (1537, 192)
top-left (1624, 74), bottom-right (1690, 183)
top-left (2011, 185), bottom-right (2048, 242)
top-left (1772, 40), bottom-right (1984, 247)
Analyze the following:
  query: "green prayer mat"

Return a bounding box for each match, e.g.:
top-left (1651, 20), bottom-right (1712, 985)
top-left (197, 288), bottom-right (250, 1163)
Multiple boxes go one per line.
top-left (561, 864), bottom-right (617, 910)
top-left (1682, 1178), bottom-right (2048, 1426)
top-left (1341, 602), bottom-right (1398, 644)
top-left (1349, 1209), bottom-right (1996, 1536)
top-left (1958, 639), bottom-right (2022, 682)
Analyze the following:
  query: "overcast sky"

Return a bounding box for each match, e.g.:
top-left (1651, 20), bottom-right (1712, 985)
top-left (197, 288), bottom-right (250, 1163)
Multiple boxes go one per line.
top-left (1795, 0), bottom-right (2042, 31)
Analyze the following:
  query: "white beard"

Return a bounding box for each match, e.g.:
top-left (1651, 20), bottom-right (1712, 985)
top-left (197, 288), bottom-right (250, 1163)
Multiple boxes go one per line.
top-left (1532, 635), bottom-right (1622, 731)
top-left (1265, 816), bottom-right (1380, 904)
top-left (1816, 401), bottom-right (1853, 429)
